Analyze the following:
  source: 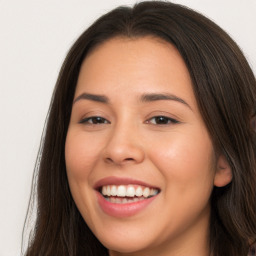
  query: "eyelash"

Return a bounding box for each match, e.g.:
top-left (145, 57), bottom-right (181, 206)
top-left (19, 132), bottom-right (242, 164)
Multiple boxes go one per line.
top-left (79, 116), bottom-right (179, 125)
top-left (146, 116), bottom-right (179, 125)
top-left (79, 116), bottom-right (110, 125)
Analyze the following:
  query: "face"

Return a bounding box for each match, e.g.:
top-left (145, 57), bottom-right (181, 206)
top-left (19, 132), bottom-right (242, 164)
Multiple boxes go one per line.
top-left (65, 37), bottom-right (223, 256)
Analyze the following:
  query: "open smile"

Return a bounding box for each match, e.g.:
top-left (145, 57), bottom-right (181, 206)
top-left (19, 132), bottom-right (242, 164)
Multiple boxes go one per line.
top-left (94, 177), bottom-right (161, 217)
top-left (100, 184), bottom-right (159, 204)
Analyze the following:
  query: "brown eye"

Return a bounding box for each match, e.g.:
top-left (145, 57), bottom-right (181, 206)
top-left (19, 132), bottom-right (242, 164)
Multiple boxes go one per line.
top-left (146, 116), bottom-right (179, 125)
top-left (79, 116), bottom-right (110, 124)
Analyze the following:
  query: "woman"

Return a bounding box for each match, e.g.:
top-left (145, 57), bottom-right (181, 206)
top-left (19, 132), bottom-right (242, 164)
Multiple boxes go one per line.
top-left (24, 1), bottom-right (256, 255)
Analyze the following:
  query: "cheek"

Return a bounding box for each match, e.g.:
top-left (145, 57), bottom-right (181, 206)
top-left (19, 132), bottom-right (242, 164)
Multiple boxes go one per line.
top-left (149, 128), bottom-right (215, 193)
top-left (64, 131), bottom-right (103, 220)
top-left (147, 129), bottom-right (215, 232)
top-left (65, 131), bottom-right (101, 181)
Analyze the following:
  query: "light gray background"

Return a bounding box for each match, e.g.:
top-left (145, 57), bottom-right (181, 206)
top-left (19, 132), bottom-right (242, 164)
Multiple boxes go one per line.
top-left (0, 0), bottom-right (255, 255)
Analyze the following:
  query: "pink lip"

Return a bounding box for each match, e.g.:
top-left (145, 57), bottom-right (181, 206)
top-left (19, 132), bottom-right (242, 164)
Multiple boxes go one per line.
top-left (94, 176), bottom-right (158, 189)
top-left (96, 191), bottom-right (158, 218)
top-left (94, 176), bottom-right (160, 218)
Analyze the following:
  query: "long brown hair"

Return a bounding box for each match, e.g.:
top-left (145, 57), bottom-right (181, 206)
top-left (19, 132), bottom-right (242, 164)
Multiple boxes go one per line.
top-left (23, 1), bottom-right (256, 255)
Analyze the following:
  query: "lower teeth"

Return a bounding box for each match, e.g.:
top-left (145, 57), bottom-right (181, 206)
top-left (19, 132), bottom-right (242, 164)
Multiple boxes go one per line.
top-left (104, 196), bottom-right (148, 204)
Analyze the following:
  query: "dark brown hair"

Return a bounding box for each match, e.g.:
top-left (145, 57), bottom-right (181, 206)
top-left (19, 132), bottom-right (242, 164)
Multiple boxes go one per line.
top-left (23, 1), bottom-right (256, 255)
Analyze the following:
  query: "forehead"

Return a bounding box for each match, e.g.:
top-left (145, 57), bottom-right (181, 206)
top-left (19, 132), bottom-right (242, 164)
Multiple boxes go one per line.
top-left (75, 36), bottom-right (197, 109)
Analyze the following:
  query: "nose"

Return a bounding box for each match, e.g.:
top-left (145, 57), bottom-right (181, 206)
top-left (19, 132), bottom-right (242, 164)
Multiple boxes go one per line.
top-left (102, 123), bottom-right (145, 166)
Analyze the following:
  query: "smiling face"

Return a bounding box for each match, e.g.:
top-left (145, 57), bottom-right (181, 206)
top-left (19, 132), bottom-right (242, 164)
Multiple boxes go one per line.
top-left (65, 37), bottom-right (229, 256)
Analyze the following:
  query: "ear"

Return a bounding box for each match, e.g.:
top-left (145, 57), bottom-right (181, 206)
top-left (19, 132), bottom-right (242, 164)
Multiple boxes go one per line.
top-left (214, 154), bottom-right (232, 187)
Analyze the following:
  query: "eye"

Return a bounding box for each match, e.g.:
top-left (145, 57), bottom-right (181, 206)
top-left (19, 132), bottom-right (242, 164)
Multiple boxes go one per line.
top-left (146, 116), bottom-right (179, 125)
top-left (79, 116), bottom-right (110, 125)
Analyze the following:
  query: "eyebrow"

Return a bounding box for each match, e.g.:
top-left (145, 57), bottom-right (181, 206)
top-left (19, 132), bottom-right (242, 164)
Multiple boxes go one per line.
top-left (140, 93), bottom-right (192, 110)
top-left (73, 93), bottom-right (109, 104)
top-left (73, 92), bottom-right (192, 110)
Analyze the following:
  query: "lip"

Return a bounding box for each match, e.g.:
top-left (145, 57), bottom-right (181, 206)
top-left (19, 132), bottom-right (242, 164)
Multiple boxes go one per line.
top-left (94, 176), bottom-right (160, 218)
top-left (96, 191), bottom-right (158, 218)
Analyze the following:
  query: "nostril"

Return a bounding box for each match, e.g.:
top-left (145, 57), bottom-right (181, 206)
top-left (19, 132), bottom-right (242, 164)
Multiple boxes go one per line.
top-left (125, 158), bottom-right (134, 161)
top-left (105, 157), bottom-right (135, 164)
top-left (106, 158), bottom-right (114, 163)
top-left (103, 145), bottom-right (145, 165)
top-left (105, 157), bottom-right (134, 164)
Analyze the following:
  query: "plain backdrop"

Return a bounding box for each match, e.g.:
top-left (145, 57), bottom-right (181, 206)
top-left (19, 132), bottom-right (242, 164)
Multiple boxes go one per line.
top-left (0, 0), bottom-right (255, 255)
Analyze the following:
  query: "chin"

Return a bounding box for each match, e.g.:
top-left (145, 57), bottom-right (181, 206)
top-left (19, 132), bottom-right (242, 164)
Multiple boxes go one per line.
top-left (96, 232), bottom-right (154, 254)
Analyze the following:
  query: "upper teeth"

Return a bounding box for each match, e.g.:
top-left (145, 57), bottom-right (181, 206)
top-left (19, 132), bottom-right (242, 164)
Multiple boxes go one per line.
top-left (101, 185), bottom-right (159, 198)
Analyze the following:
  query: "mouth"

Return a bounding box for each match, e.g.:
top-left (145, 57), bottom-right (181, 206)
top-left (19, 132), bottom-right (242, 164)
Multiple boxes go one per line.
top-left (99, 184), bottom-right (160, 204)
top-left (94, 176), bottom-right (160, 217)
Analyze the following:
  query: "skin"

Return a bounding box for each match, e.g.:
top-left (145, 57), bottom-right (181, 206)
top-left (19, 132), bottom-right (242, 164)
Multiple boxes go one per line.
top-left (65, 37), bottom-right (232, 256)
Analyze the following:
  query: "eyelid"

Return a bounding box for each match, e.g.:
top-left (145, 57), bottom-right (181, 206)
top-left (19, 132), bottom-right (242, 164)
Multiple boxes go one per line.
top-left (145, 115), bottom-right (180, 125)
top-left (79, 116), bottom-right (111, 125)
top-left (144, 110), bottom-right (181, 124)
